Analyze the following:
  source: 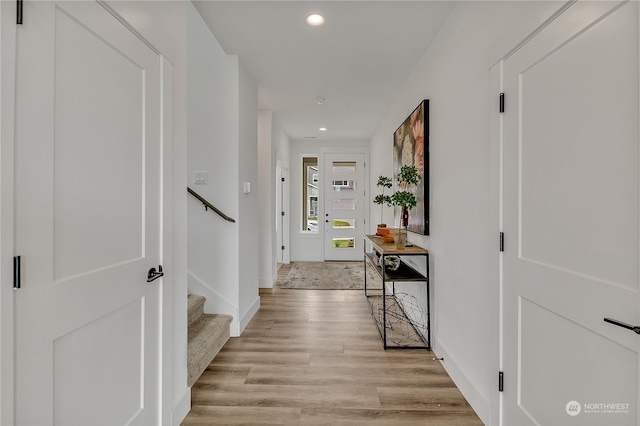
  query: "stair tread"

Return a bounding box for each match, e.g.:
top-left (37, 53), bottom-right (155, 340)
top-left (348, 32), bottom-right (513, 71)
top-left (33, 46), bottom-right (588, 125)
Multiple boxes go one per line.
top-left (188, 313), bottom-right (232, 343)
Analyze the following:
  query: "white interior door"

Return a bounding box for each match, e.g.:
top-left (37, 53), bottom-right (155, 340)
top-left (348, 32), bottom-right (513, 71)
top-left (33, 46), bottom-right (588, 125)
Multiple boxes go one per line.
top-left (276, 163), bottom-right (288, 263)
top-left (324, 153), bottom-right (366, 261)
top-left (502, 1), bottom-right (639, 424)
top-left (14, 2), bottom-right (162, 424)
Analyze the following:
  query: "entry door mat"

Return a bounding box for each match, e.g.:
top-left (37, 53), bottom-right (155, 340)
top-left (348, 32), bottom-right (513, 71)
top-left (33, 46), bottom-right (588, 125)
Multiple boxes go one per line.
top-left (280, 261), bottom-right (381, 290)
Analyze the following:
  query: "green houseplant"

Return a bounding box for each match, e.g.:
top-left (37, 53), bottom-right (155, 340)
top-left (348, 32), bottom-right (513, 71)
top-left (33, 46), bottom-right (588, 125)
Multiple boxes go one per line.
top-left (373, 175), bottom-right (392, 232)
top-left (391, 165), bottom-right (421, 248)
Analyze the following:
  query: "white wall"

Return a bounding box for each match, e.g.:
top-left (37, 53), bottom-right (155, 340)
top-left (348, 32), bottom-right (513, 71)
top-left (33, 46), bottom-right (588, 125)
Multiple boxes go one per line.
top-left (258, 112), bottom-right (292, 287)
top-left (238, 60), bottom-right (260, 330)
top-left (368, 2), bottom-right (559, 423)
top-left (273, 117), bottom-right (291, 169)
top-left (290, 139), bottom-right (369, 261)
top-left (187, 4), bottom-right (241, 331)
top-left (258, 111), bottom-right (275, 287)
top-left (186, 4), bottom-right (260, 337)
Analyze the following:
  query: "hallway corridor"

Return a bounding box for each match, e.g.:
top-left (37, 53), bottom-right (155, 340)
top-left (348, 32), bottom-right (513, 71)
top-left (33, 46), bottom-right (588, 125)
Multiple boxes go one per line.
top-left (182, 278), bottom-right (481, 425)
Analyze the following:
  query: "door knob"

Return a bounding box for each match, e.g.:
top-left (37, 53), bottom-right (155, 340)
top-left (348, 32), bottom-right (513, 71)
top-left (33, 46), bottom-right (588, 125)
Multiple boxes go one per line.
top-left (147, 265), bottom-right (164, 283)
top-left (604, 317), bottom-right (640, 334)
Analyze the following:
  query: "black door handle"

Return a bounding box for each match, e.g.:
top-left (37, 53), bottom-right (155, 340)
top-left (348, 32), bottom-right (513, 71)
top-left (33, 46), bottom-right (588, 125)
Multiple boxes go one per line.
top-left (604, 317), bottom-right (640, 334)
top-left (147, 265), bottom-right (164, 283)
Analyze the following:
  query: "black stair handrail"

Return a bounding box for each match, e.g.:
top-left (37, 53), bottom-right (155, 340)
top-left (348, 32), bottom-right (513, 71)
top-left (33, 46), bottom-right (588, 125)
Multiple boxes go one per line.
top-left (187, 187), bottom-right (236, 223)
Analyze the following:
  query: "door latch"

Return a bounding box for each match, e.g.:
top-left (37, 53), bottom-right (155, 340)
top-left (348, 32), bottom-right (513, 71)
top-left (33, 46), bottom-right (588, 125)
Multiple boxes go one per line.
top-left (147, 265), bottom-right (164, 283)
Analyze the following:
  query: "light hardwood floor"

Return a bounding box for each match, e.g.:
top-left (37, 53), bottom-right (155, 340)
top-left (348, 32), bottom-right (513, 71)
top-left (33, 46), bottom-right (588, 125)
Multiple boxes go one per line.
top-left (182, 264), bottom-right (482, 425)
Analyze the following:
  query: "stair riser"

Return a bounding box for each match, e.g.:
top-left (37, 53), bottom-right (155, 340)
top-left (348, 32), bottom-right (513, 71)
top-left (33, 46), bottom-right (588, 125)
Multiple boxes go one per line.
top-left (187, 294), bottom-right (206, 327)
top-left (187, 314), bottom-right (233, 387)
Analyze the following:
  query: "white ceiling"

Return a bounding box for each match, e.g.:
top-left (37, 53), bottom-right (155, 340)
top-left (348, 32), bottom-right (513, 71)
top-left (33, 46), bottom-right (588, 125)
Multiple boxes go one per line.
top-left (192, 1), bottom-right (455, 141)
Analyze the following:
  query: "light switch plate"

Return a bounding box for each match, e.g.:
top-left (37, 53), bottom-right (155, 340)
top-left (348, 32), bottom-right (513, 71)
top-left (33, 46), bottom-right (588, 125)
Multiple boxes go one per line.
top-left (194, 171), bottom-right (208, 184)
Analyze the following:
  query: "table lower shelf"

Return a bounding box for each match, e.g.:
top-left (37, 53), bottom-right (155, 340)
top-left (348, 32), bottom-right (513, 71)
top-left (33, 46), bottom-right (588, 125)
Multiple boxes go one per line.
top-left (366, 294), bottom-right (430, 349)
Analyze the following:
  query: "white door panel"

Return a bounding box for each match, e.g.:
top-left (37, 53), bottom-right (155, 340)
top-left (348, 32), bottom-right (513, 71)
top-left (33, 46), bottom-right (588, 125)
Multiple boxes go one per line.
top-left (54, 300), bottom-right (145, 425)
top-left (14, 2), bottom-right (162, 424)
top-left (502, 1), bottom-right (639, 424)
top-left (54, 7), bottom-right (147, 281)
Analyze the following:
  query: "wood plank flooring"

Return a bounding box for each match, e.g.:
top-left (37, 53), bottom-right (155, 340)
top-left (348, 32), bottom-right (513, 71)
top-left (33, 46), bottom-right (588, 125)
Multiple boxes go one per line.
top-left (182, 264), bottom-right (482, 425)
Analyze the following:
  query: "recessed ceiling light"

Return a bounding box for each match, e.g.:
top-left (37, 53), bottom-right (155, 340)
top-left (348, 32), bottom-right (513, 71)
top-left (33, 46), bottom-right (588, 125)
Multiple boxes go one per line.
top-left (319, 127), bottom-right (327, 132)
top-left (306, 13), bottom-right (325, 26)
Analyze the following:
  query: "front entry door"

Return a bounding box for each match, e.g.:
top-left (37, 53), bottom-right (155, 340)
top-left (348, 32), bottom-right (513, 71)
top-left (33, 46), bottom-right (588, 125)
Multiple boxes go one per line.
top-left (324, 153), bottom-right (366, 261)
top-left (14, 2), bottom-right (163, 424)
top-left (502, 1), bottom-right (639, 424)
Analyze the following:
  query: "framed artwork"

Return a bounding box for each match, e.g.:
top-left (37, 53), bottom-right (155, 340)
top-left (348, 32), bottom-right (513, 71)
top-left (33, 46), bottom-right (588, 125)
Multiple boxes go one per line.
top-left (393, 99), bottom-right (429, 235)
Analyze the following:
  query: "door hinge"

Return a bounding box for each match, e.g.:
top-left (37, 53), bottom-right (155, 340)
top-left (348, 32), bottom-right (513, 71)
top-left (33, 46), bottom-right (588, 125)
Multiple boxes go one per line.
top-left (281, 211), bottom-right (285, 216)
top-left (499, 232), bottom-right (504, 252)
top-left (13, 256), bottom-right (21, 289)
top-left (499, 93), bottom-right (505, 113)
top-left (16, 0), bottom-right (23, 25)
top-left (281, 177), bottom-right (285, 182)
top-left (498, 371), bottom-right (504, 392)
top-left (281, 245), bottom-right (285, 250)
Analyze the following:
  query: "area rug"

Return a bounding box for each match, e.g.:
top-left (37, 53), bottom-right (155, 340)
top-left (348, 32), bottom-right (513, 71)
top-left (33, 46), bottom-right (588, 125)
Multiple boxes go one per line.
top-left (281, 261), bottom-right (381, 290)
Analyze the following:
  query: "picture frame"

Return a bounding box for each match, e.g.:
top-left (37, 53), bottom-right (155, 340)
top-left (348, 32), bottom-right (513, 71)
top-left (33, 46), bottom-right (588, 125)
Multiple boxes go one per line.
top-left (393, 99), bottom-right (429, 235)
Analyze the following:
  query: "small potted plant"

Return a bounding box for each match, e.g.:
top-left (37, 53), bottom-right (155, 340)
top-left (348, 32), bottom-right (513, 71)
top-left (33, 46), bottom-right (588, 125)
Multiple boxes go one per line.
top-left (391, 165), bottom-right (421, 249)
top-left (373, 175), bottom-right (392, 236)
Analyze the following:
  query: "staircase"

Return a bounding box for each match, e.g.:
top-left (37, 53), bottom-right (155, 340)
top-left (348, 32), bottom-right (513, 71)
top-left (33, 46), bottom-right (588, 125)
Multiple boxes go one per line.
top-left (187, 294), bottom-right (232, 387)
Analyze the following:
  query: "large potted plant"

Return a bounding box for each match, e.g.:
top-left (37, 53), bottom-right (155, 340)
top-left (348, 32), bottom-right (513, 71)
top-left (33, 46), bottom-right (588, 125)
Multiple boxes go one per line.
top-left (373, 175), bottom-right (392, 236)
top-left (391, 165), bottom-right (421, 249)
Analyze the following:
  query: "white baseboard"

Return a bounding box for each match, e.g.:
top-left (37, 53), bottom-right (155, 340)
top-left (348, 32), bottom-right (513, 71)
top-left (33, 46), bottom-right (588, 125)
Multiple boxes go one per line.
top-left (259, 276), bottom-right (274, 288)
top-left (240, 296), bottom-right (260, 335)
top-left (172, 388), bottom-right (191, 426)
top-left (434, 339), bottom-right (490, 425)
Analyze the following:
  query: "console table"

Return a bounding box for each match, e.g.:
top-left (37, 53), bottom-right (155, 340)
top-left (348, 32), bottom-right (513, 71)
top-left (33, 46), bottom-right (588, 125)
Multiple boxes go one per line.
top-left (363, 234), bottom-right (430, 349)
